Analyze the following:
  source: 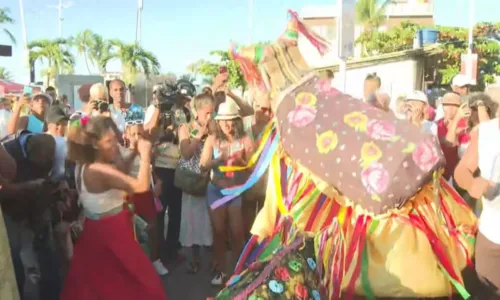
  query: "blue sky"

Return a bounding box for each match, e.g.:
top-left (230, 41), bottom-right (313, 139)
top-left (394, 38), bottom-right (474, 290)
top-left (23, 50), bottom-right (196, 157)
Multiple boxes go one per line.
top-left (0, 0), bottom-right (498, 83)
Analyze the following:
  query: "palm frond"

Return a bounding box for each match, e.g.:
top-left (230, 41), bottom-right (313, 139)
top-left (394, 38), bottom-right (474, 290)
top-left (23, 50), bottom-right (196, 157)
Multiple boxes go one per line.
top-left (2, 28), bottom-right (15, 44)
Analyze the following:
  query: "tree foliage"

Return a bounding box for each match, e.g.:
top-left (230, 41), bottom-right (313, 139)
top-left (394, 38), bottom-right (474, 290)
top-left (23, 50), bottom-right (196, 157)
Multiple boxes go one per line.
top-left (189, 50), bottom-right (246, 92)
top-left (0, 7), bottom-right (15, 45)
top-left (355, 21), bottom-right (500, 89)
top-left (28, 38), bottom-right (75, 84)
top-left (0, 67), bottom-right (13, 80)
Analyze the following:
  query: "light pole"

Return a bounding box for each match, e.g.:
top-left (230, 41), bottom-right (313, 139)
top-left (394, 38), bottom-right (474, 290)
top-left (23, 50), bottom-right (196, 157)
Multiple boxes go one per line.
top-left (18, 0), bottom-right (30, 84)
top-left (49, 1), bottom-right (72, 37)
top-left (467, 0), bottom-right (475, 82)
top-left (136, 0), bottom-right (143, 45)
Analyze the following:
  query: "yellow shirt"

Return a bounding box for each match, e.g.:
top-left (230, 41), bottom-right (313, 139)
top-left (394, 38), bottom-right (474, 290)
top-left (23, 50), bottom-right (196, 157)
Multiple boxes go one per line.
top-left (0, 208), bottom-right (20, 300)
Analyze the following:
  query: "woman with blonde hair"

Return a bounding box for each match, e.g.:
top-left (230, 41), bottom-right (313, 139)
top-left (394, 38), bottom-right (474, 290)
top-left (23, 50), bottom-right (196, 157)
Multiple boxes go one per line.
top-left (60, 115), bottom-right (166, 300)
top-left (177, 93), bottom-right (215, 274)
top-left (200, 101), bottom-right (254, 285)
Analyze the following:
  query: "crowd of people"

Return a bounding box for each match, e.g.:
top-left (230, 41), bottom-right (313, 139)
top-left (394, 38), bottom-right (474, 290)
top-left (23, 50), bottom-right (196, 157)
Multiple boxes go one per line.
top-left (0, 64), bottom-right (499, 300)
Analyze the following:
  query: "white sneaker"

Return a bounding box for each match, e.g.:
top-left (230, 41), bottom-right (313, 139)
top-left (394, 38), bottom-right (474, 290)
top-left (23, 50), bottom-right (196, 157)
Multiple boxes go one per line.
top-left (211, 272), bottom-right (226, 286)
top-left (153, 260), bottom-right (169, 276)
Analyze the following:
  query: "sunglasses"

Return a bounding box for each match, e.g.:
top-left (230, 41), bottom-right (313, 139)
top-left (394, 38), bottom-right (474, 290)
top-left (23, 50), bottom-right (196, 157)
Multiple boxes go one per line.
top-left (442, 103), bottom-right (460, 108)
top-left (125, 120), bottom-right (144, 127)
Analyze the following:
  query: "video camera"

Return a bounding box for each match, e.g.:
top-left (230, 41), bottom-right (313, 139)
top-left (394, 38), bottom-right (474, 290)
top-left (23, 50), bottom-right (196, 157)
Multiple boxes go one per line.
top-left (154, 78), bottom-right (196, 113)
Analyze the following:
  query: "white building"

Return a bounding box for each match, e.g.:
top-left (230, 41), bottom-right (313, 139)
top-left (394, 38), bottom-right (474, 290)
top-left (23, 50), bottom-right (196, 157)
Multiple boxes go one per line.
top-left (299, 0), bottom-right (435, 68)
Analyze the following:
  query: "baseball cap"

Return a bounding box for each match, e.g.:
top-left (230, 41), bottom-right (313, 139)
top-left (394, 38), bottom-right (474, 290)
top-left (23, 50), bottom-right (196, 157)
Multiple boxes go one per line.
top-left (451, 74), bottom-right (471, 88)
top-left (32, 93), bottom-right (53, 104)
top-left (405, 90), bottom-right (428, 104)
top-left (46, 104), bottom-right (69, 124)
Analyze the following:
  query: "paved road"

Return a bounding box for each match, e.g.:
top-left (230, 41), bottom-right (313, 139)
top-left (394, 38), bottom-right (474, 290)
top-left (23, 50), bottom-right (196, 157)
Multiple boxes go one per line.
top-left (163, 248), bottom-right (225, 300)
top-left (23, 247), bottom-right (228, 300)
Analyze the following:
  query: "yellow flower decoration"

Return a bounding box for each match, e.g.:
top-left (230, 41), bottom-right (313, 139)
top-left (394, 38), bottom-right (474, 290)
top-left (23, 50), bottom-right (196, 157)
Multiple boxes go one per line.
top-left (360, 142), bottom-right (383, 169)
top-left (402, 142), bottom-right (416, 153)
top-left (343, 111), bottom-right (368, 132)
top-left (295, 92), bottom-right (317, 107)
top-left (316, 130), bottom-right (339, 154)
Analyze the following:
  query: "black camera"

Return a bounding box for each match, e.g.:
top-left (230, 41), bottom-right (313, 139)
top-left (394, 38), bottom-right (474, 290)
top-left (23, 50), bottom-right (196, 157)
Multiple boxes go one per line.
top-left (92, 100), bottom-right (109, 113)
top-left (154, 79), bottom-right (196, 113)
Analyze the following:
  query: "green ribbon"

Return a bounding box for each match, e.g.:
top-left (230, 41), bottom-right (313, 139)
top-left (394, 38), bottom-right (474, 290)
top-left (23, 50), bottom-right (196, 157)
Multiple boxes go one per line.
top-left (254, 45), bottom-right (264, 64)
top-left (360, 220), bottom-right (379, 300)
top-left (292, 189), bottom-right (321, 220)
top-left (285, 30), bottom-right (299, 41)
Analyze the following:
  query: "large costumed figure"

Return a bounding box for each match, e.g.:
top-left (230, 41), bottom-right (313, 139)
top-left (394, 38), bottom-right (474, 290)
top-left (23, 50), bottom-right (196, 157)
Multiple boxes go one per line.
top-left (211, 11), bottom-right (477, 299)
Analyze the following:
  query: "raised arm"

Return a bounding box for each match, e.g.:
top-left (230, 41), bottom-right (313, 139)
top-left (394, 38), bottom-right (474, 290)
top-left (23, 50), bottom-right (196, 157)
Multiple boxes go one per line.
top-left (88, 139), bottom-right (152, 194)
top-left (454, 128), bottom-right (494, 199)
top-left (179, 123), bottom-right (204, 160)
top-left (200, 135), bottom-right (222, 171)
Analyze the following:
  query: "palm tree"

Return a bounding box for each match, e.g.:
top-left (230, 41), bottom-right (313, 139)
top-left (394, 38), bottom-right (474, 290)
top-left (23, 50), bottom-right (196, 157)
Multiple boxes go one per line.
top-left (28, 38), bottom-right (75, 85)
top-left (355, 0), bottom-right (392, 55)
top-left (355, 0), bottom-right (392, 31)
top-left (0, 67), bottom-right (13, 80)
top-left (72, 29), bottom-right (95, 74)
top-left (109, 40), bottom-right (160, 84)
top-left (0, 7), bottom-right (16, 44)
top-left (88, 34), bottom-right (112, 74)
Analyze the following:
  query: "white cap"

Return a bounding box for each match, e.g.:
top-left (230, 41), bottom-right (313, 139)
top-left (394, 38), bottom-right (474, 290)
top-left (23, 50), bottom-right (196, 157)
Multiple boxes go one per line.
top-left (405, 90), bottom-right (428, 104)
top-left (451, 74), bottom-right (471, 87)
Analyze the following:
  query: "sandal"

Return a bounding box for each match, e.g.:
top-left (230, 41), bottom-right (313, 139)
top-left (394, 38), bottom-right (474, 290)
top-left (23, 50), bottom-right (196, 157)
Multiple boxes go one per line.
top-left (187, 261), bottom-right (200, 274)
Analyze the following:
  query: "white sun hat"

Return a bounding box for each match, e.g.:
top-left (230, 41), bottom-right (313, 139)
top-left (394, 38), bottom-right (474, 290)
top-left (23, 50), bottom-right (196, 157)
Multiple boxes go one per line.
top-left (451, 74), bottom-right (471, 88)
top-left (214, 101), bottom-right (241, 120)
top-left (405, 90), bottom-right (428, 104)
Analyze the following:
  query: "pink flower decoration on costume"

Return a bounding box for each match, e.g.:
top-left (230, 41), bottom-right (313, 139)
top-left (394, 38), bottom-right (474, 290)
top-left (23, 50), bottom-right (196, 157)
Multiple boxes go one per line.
top-left (287, 105), bottom-right (317, 128)
top-left (366, 119), bottom-right (396, 141)
top-left (412, 139), bottom-right (440, 172)
top-left (315, 79), bottom-right (340, 96)
top-left (361, 162), bottom-right (390, 196)
top-left (80, 116), bottom-right (90, 127)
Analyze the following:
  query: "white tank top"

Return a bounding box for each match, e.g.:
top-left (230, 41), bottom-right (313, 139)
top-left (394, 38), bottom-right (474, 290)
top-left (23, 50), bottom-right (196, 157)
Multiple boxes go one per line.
top-left (77, 164), bottom-right (125, 214)
top-left (477, 118), bottom-right (500, 244)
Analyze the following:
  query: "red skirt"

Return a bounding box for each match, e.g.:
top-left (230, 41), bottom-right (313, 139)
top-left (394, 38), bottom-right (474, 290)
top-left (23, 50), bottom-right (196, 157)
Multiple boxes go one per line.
top-left (60, 209), bottom-right (166, 300)
top-left (128, 191), bottom-right (157, 222)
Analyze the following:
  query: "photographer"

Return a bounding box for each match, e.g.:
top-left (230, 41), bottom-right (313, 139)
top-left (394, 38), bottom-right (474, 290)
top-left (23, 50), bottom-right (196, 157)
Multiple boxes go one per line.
top-left (144, 79), bottom-right (196, 264)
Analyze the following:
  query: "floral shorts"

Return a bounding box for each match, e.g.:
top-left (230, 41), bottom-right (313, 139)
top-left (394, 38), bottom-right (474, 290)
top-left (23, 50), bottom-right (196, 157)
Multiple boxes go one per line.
top-left (215, 238), bottom-right (323, 299)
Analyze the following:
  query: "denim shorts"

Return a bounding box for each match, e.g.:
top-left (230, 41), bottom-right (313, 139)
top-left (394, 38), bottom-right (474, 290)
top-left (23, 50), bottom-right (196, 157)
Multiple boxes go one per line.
top-left (206, 182), bottom-right (242, 208)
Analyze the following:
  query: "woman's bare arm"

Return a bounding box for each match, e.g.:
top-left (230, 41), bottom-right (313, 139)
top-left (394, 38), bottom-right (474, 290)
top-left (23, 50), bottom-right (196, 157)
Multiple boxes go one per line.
top-left (87, 158), bottom-right (151, 194)
top-left (227, 90), bottom-right (254, 117)
top-left (454, 128), bottom-right (479, 191)
top-left (178, 124), bottom-right (201, 159)
top-left (200, 135), bottom-right (220, 171)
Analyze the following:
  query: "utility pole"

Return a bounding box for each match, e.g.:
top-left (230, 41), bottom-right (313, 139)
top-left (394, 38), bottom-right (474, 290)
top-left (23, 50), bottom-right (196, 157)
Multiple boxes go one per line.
top-left (467, 0), bottom-right (475, 81)
top-left (18, 0), bottom-right (31, 84)
top-left (49, 1), bottom-right (72, 37)
top-left (58, 0), bottom-right (62, 37)
top-left (136, 0), bottom-right (143, 45)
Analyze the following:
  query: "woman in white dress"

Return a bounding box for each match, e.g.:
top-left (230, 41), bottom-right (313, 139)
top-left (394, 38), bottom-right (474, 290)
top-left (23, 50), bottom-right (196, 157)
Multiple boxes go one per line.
top-left (177, 93), bottom-right (214, 273)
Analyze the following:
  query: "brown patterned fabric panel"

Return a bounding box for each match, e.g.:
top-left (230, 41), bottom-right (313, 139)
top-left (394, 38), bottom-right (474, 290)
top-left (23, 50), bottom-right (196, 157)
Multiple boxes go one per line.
top-left (276, 74), bottom-right (445, 214)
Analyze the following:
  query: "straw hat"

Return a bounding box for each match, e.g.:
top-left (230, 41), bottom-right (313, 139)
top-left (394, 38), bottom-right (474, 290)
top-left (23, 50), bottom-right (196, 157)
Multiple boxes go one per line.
top-left (214, 101), bottom-right (240, 120)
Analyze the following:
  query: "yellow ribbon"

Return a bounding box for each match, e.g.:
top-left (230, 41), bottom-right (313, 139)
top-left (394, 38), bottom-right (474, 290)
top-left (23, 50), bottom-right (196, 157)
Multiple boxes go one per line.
top-left (272, 154), bottom-right (288, 217)
top-left (218, 120), bottom-right (275, 172)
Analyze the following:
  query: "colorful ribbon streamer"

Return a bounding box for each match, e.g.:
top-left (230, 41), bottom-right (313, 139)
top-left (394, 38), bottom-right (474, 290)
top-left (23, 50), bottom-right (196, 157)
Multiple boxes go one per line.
top-left (210, 132), bottom-right (279, 209)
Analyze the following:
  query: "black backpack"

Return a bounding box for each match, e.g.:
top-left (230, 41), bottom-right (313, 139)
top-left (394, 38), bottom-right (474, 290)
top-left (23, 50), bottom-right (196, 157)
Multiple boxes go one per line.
top-left (1, 130), bottom-right (51, 182)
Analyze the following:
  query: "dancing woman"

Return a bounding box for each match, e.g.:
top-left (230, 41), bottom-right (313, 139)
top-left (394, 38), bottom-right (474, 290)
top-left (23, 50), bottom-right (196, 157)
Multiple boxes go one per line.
top-left (61, 116), bottom-right (166, 300)
top-left (200, 102), bottom-right (254, 285)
